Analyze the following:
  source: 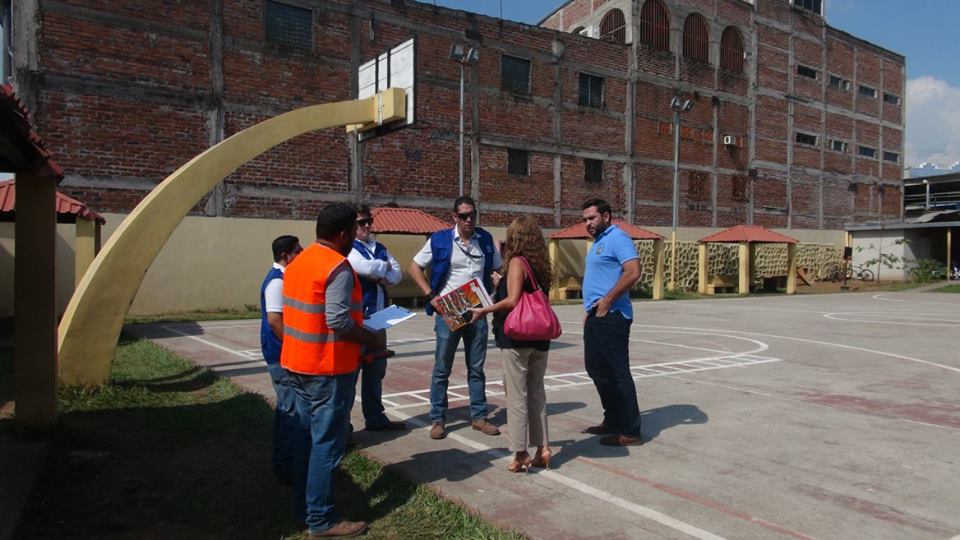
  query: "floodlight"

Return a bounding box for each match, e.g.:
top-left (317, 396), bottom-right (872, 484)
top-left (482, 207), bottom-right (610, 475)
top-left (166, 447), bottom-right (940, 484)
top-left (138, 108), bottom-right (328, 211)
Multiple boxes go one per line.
top-left (465, 47), bottom-right (480, 66)
top-left (449, 43), bottom-right (467, 62)
top-left (682, 99), bottom-right (693, 112)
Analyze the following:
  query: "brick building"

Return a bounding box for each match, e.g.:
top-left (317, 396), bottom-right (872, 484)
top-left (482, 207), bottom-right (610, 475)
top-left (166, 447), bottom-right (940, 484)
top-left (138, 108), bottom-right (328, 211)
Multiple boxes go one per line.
top-left (4, 0), bottom-right (904, 230)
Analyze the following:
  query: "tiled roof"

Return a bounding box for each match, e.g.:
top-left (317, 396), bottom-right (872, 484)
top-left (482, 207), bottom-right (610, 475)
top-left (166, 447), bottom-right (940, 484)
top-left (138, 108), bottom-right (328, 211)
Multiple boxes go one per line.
top-left (549, 219), bottom-right (663, 240)
top-left (698, 225), bottom-right (798, 244)
top-left (0, 179), bottom-right (106, 224)
top-left (0, 84), bottom-right (64, 181)
top-left (370, 206), bottom-right (449, 234)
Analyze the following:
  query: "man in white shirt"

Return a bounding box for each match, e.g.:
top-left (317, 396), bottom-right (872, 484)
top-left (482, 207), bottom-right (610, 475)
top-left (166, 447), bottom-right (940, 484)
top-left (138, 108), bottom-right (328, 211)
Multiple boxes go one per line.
top-left (347, 204), bottom-right (406, 431)
top-left (409, 196), bottom-right (502, 440)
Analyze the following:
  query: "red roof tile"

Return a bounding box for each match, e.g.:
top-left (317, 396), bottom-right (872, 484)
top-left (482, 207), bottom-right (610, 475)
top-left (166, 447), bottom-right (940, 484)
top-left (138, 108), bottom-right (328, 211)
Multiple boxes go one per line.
top-left (370, 206), bottom-right (449, 235)
top-left (549, 220), bottom-right (663, 240)
top-left (0, 84), bottom-right (64, 181)
top-left (0, 179), bottom-right (106, 224)
top-left (698, 225), bottom-right (797, 244)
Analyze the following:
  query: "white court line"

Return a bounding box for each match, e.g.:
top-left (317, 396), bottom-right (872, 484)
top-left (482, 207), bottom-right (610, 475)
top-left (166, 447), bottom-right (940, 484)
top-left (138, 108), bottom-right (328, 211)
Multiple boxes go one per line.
top-left (159, 324), bottom-right (252, 359)
top-left (387, 410), bottom-right (726, 540)
top-left (872, 293), bottom-right (960, 307)
top-left (823, 312), bottom-right (960, 326)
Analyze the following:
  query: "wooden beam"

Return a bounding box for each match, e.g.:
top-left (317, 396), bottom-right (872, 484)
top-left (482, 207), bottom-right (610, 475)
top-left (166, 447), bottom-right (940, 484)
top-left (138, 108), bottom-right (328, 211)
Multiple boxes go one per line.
top-left (14, 173), bottom-right (58, 428)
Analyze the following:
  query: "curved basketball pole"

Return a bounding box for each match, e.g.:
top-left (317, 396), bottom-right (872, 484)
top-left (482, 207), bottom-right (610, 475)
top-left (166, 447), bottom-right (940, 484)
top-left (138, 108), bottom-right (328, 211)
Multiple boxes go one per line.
top-left (58, 89), bottom-right (406, 387)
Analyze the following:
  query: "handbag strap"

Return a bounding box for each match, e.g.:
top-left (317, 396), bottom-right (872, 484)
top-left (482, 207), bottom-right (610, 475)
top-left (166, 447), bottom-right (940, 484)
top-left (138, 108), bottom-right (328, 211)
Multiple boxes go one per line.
top-left (515, 256), bottom-right (540, 292)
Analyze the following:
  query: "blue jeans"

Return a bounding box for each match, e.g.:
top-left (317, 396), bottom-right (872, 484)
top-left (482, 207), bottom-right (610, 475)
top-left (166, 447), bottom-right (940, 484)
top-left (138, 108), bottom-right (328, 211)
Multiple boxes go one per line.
top-left (289, 370), bottom-right (358, 534)
top-left (267, 363), bottom-right (300, 480)
top-left (429, 315), bottom-right (489, 423)
top-left (359, 356), bottom-right (390, 429)
top-left (583, 310), bottom-right (642, 438)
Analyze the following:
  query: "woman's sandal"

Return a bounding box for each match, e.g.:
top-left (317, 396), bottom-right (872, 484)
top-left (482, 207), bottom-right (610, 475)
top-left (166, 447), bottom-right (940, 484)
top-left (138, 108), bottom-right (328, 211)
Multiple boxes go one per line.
top-left (507, 452), bottom-right (531, 473)
top-left (530, 446), bottom-right (552, 470)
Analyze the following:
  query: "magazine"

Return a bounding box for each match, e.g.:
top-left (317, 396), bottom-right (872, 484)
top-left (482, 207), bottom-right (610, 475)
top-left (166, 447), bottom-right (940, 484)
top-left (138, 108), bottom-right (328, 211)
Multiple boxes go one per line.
top-left (434, 278), bottom-right (493, 332)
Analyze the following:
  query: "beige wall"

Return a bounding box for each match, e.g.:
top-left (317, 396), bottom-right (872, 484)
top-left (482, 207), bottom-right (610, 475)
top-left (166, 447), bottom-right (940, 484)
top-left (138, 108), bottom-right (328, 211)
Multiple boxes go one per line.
top-left (0, 213), bottom-right (849, 317)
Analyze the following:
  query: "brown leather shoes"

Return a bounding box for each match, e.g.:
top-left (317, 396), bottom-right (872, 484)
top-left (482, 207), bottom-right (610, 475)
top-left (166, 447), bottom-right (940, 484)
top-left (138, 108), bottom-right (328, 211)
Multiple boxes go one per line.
top-left (308, 520), bottom-right (368, 538)
top-left (582, 423), bottom-right (618, 435)
top-left (471, 419), bottom-right (501, 436)
top-left (429, 422), bottom-right (447, 439)
top-left (599, 434), bottom-right (642, 447)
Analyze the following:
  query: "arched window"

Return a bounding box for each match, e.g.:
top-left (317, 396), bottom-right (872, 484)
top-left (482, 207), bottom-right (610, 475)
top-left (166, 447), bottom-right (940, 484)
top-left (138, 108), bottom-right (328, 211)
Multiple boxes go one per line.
top-left (682, 13), bottom-right (709, 63)
top-left (599, 9), bottom-right (626, 44)
top-left (639, 0), bottom-right (670, 51)
top-left (720, 26), bottom-right (744, 73)
top-left (570, 26), bottom-right (585, 35)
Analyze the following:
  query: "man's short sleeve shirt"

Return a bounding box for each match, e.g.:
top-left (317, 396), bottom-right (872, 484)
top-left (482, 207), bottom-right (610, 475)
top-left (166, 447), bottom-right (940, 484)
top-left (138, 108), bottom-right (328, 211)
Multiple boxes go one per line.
top-left (582, 225), bottom-right (639, 319)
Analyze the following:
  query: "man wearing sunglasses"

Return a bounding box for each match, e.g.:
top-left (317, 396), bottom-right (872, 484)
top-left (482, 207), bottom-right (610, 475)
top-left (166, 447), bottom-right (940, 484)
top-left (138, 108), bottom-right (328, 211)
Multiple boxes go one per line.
top-left (410, 196), bottom-right (503, 440)
top-left (347, 204), bottom-right (406, 432)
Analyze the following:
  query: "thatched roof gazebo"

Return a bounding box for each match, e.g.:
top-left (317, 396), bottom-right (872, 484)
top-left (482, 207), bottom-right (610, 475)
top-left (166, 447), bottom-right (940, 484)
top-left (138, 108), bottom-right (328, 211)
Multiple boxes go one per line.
top-left (697, 225), bottom-right (799, 295)
top-left (548, 220), bottom-right (666, 300)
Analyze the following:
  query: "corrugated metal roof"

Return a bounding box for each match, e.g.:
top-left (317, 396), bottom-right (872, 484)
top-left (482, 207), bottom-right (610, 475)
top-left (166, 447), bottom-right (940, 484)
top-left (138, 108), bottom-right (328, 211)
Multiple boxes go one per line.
top-left (370, 206), bottom-right (449, 235)
top-left (549, 219), bottom-right (663, 240)
top-left (0, 179), bottom-right (106, 224)
top-left (698, 225), bottom-right (797, 244)
top-left (0, 84), bottom-right (64, 181)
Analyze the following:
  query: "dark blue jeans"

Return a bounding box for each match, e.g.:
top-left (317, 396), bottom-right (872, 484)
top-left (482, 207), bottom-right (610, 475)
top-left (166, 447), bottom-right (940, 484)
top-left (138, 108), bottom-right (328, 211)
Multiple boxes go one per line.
top-left (266, 363), bottom-right (300, 480)
top-left (429, 315), bottom-right (489, 423)
top-left (289, 369), bottom-right (358, 534)
top-left (359, 356), bottom-right (390, 429)
top-left (583, 310), bottom-right (642, 438)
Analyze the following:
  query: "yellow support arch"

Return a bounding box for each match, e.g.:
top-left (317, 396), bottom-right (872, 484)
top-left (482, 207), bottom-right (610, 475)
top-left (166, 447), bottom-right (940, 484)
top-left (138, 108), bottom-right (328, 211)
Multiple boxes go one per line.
top-left (58, 89), bottom-right (406, 386)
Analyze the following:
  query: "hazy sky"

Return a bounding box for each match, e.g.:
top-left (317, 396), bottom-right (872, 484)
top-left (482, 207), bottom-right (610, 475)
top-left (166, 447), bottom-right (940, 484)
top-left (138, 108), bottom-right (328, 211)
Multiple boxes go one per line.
top-left (431, 0), bottom-right (960, 168)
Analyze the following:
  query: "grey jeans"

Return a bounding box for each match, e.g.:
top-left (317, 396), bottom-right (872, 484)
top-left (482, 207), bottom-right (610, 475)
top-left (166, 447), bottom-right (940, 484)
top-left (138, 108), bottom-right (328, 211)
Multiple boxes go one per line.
top-left (501, 347), bottom-right (549, 452)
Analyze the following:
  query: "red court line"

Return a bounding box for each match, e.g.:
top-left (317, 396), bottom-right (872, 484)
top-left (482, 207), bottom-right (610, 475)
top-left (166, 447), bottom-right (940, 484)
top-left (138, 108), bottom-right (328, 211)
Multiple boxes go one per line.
top-left (580, 457), bottom-right (814, 540)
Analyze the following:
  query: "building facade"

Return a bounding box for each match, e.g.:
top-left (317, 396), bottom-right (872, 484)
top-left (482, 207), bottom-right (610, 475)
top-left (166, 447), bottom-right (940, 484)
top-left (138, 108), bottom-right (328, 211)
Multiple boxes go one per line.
top-left (6, 0), bottom-right (904, 229)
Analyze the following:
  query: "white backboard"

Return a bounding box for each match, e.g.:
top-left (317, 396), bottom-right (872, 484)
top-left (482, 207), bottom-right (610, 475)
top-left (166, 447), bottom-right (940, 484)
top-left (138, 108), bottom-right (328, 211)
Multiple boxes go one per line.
top-left (356, 38), bottom-right (415, 141)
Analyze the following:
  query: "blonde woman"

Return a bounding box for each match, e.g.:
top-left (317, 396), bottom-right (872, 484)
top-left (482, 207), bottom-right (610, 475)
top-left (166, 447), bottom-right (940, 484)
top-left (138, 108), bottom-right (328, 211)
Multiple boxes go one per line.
top-left (470, 215), bottom-right (554, 472)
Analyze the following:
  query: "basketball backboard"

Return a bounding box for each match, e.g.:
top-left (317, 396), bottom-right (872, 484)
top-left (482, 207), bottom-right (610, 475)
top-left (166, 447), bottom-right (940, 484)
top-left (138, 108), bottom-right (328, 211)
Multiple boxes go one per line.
top-left (352, 38), bottom-right (415, 141)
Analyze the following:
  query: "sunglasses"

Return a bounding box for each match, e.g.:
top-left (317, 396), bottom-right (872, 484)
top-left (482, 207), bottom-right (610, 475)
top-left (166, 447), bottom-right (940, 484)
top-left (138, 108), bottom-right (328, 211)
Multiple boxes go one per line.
top-left (357, 218), bottom-right (374, 227)
top-left (456, 211), bottom-right (476, 221)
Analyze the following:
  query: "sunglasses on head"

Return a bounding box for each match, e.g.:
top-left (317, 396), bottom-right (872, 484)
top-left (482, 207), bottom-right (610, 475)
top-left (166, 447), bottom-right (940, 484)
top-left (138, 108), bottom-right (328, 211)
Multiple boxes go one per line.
top-left (456, 211), bottom-right (476, 221)
top-left (357, 218), bottom-right (374, 227)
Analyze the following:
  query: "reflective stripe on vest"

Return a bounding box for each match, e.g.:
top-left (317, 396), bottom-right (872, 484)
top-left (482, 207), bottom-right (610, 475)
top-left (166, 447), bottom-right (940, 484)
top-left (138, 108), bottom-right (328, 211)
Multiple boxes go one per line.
top-left (280, 243), bottom-right (364, 375)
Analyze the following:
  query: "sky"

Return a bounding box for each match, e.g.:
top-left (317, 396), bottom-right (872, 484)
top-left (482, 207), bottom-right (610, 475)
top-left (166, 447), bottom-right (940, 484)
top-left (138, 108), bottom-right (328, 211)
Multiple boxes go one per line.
top-left (431, 0), bottom-right (960, 169)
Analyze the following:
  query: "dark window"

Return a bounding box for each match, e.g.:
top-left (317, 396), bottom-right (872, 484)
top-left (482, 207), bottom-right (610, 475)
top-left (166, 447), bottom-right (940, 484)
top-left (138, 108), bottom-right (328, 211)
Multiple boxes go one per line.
top-left (883, 151), bottom-right (899, 163)
top-left (682, 14), bottom-right (709, 63)
top-left (688, 171), bottom-right (708, 201)
top-left (571, 26), bottom-right (585, 35)
top-left (857, 145), bottom-right (877, 158)
top-left (599, 9), bottom-right (626, 44)
top-left (796, 64), bottom-right (818, 80)
top-left (793, 0), bottom-right (822, 15)
top-left (829, 75), bottom-right (850, 91)
top-left (508, 148), bottom-right (529, 175)
top-left (639, 0), bottom-right (670, 51)
top-left (578, 73), bottom-right (604, 108)
top-left (720, 27), bottom-right (744, 74)
top-left (732, 176), bottom-right (748, 202)
top-left (883, 92), bottom-right (901, 105)
top-left (265, 0), bottom-right (312, 50)
top-left (501, 55), bottom-right (531, 94)
top-left (795, 132), bottom-right (818, 146)
top-left (858, 84), bottom-right (877, 99)
top-left (829, 139), bottom-right (848, 153)
top-left (584, 159), bottom-right (603, 183)
top-left (1, 2), bottom-right (11, 82)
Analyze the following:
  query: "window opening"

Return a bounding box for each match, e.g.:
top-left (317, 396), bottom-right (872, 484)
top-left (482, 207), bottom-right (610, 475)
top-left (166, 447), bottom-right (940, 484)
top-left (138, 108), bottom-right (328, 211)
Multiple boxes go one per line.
top-left (796, 64), bottom-right (818, 80)
top-left (720, 27), bottom-right (744, 73)
top-left (508, 148), bottom-right (529, 175)
top-left (265, 0), bottom-right (313, 50)
top-left (857, 145), bottom-right (877, 158)
top-left (599, 9), bottom-right (626, 44)
top-left (639, 0), bottom-right (670, 51)
top-left (501, 55), bottom-right (531, 94)
top-left (795, 132), bottom-right (818, 146)
top-left (682, 14), bottom-right (709, 63)
top-left (584, 159), bottom-right (604, 183)
top-left (579, 73), bottom-right (604, 108)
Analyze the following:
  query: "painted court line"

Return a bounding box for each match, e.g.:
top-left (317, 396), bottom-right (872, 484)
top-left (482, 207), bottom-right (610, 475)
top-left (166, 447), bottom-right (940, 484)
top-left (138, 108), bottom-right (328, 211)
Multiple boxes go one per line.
top-left (159, 324), bottom-right (252, 359)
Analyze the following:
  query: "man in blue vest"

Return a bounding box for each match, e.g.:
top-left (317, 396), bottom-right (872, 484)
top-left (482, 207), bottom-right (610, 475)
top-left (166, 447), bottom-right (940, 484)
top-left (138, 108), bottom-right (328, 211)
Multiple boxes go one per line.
top-left (260, 234), bottom-right (304, 483)
top-left (409, 196), bottom-right (503, 440)
top-left (347, 204), bottom-right (406, 431)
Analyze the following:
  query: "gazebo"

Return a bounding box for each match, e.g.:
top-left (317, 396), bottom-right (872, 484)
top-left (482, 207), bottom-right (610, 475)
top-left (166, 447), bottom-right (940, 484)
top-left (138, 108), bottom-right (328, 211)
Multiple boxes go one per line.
top-left (1, 84), bottom-right (65, 427)
top-left (697, 225), bottom-right (799, 296)
top-left (548, 220), bottom-right (666, 300)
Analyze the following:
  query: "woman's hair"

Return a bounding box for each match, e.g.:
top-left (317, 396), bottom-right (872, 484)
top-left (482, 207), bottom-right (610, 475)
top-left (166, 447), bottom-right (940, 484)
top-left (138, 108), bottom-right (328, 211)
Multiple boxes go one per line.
top-left (502, 215), bottom-right (553, 290)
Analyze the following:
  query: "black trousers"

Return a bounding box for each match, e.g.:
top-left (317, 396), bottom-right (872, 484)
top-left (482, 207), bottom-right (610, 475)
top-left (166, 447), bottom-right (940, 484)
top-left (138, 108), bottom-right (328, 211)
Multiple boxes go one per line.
top-left (583, 310), bottom-right (642, 437)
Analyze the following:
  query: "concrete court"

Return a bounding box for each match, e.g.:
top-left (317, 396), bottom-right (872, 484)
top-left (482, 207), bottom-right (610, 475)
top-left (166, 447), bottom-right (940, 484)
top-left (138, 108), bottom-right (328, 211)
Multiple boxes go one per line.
top-left (128, 290), bottom-right (960, 540)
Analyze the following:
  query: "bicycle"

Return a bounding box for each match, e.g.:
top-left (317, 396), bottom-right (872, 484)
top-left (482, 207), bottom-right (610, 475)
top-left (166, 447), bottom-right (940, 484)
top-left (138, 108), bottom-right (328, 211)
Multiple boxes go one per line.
top-left (845, 264), bottom-right (874, 282)
top-left (823, 263), bottom-right (844, 282)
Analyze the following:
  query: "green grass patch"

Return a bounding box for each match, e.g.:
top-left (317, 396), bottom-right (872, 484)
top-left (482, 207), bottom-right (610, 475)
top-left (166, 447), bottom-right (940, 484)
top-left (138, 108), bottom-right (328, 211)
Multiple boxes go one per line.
top-left (12, 336), bottom-right (522, 540)
top-left (125, 306), bottom-right (261, 325)
top-left (930, 284), bottom-right (960, 293)
top-left (875, 281), bottom-right (929, 292)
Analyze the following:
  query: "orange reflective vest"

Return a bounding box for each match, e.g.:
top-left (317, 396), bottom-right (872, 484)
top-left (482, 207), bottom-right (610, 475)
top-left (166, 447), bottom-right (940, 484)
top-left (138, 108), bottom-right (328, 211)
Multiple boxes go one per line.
top-left (280, 243), bottom-right (364, 375)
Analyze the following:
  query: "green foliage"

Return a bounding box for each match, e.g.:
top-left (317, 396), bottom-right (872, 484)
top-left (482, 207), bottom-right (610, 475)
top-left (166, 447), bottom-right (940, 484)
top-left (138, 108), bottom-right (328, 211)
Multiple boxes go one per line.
top-left (125, 307), bottom-right (260, 325)
top-left (906, 258), bottom-right (947, 283)
top-left (856, 238), bottom-right (908, 271)
top-left (932, 284), bottom-right (960, 293)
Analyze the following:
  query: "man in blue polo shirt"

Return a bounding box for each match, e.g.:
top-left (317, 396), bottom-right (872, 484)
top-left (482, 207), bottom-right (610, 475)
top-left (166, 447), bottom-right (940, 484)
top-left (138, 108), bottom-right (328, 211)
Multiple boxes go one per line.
top-left (580, 198), bottom-right (643, 447)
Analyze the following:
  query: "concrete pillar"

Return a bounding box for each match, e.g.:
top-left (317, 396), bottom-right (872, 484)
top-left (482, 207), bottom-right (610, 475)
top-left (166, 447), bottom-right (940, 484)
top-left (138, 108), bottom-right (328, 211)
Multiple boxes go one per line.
top-left (738, 242), bottom-right (750, 295)
top-left (14, 174), bottom-right (58, 427)
top-left (74, 218), bottom-right (98, 286)
top-left (652, 238), bottom-right (665, 300)
top-left (548, 238), bottom-right (560, 301)
top-left (947, 228), bottom-right (952, 281)
top-left (786, 243), bottom-right (797, 294)
top-left (697, 243), bottom-right (708, 294)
